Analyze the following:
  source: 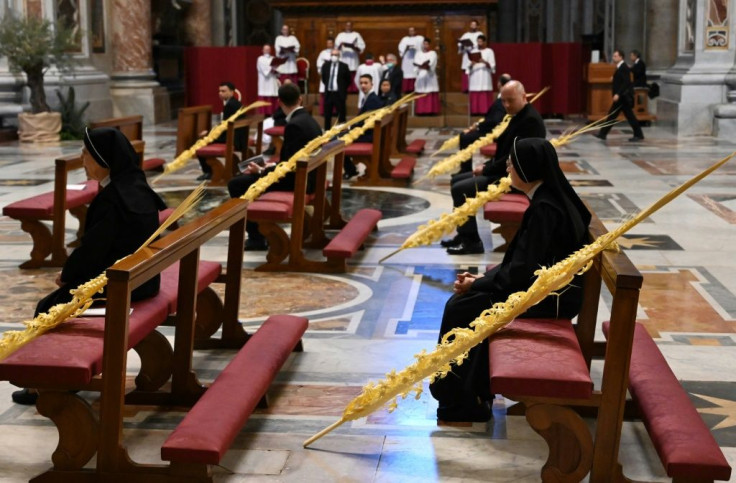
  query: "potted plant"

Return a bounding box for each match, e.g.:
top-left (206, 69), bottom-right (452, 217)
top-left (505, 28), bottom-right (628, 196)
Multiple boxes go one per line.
top-left (0, 13), bottom-right (76, 142)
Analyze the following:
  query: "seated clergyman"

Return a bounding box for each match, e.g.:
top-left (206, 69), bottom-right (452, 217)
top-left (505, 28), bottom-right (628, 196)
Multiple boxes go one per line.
top-left (429, 137), bottom-right (592, 423)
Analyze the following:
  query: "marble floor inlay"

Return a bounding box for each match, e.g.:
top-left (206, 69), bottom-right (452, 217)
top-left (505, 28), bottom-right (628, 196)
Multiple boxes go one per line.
top-left (0, 119), bottom-right (735, 481)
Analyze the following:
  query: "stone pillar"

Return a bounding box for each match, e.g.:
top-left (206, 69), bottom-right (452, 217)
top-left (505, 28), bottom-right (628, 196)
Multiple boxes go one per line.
top-left (497, 0), bottom-right (518, 42)
top-left (185, 0), bottom-right (212, 46)
top-left (614, 0), bottom-right (646, 52)
top-left (109, 0), bottom-right (169, 124)
top-left (659, 0), bottom-right (736, 136)
top-left (646, 0), bottom-right (679, 71)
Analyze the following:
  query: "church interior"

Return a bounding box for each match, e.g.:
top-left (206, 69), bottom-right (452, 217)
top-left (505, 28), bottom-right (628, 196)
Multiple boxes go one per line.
top-left (0, 0), bottom-right (735, 482)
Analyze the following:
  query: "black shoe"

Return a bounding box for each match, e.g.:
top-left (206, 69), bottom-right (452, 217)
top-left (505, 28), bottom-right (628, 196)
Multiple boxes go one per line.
top-left (263, 146), bottom-right (276, 155)
top-left (628, 136), bottom-right (644, 142)
top-left (196, 172), bottom-right (212, 181)
top-left (446, 240), bottom-right (484, 255)
top-left (244, 239), bottom-right (268, 251)
top-left (12, 388), bottom-right (38, 406)
top-left (437, 400), bottom-right (491, 423)
top-left (343, 171), bottom-right (357, 180)
top-left (594, 133), bottom-right (606, 141)
top-left (440, 235), bottom-right (462, 248)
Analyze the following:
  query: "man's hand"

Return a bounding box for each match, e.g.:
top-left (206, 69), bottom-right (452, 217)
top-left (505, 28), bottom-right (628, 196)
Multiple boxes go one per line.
top-left (55, 273), bottom-right (63, 287)
top-left (454, 272), bottom-right (481, 294)
top-left (613, 94), bottom-right (619, 102)
top-left (198, 129), bottom-right (208, 138)
top-left (245, 162), bottom-right (264, 174)
top-left (473, 164), bottom-right (484, 176)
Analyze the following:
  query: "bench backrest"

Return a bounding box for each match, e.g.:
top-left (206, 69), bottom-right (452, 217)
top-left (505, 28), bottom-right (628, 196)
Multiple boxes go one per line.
top-left (393, 103), bottom-right (409, 153)
top-left (98, 197), bottom-right (248, 469)
top-left (176, 105), bottom-right (213, 156)
top-left (224, 115), bottom-right (264, 176)
top-left (89, 115), bottom-right (144, 141)
top-left (369, 112), bottom-right (395, 178)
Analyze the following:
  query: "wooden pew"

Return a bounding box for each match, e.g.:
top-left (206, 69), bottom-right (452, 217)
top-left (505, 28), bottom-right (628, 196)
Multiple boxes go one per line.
top-left (392, 103), bottom-right (426, 156)
top-left (3, 153), bottom-right (97, 268)
top-left (248, 140), bottom-right (382, 273)
top-left (346, 112), bottom-right (416, 186)
top-left (0, 198), bottom-right (308, 481)
top-left (483, 193), bottom-right (529, 252)
top-left (486, 210), bottom-right (643, 481)
top-left (195, 115), bottom-right (264, 186)
top-left (89, 115), bottom-right (166, 171)
top-left (176, 105), bottom-right (213, 157)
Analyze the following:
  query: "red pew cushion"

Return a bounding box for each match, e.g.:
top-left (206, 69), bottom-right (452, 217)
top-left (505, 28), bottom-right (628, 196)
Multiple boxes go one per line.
top-left (247, 200), bottom-right (293, 221)
top-left (480, 143), bottom-right (497, 157)
top-left (483, 200), bottom-right (528, 223)
top-left (489, 318), bottom-right (593, 399)
top-left (264, 126), bottom-right (285, 137)
top-left (344, 142), bottom-right (373, 157)
top-left (195, 143), bottom-right (226, 158)
top-left (3, 180), bottom-right (99, 219)
top-left (323, 209), bottom-right (381, 258)
top-left (391, 157), bottom-right (416, 179)
top-left (406, 139), bottom-right (426, 154)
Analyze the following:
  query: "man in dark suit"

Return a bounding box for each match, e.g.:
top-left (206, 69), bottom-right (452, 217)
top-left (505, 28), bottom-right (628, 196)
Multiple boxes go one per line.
top-left (321, 48), bottom-right (351, 130)
top-left (344, 74), bottom-right (384, 179)
top-left (227, 83), bottom-right (323, 250)
top-left (630, 50), bottom-right (647, 88)
top-left (197, 81), bottom-right (243, 181)
top-left (457, 73), bottom-right (511, 173)
top-left (442, 80), bottom-right (546, 254)
top-left (595, 49), bottom-right (644, 142)
top-left (380, 53), bottom-right (403, 101)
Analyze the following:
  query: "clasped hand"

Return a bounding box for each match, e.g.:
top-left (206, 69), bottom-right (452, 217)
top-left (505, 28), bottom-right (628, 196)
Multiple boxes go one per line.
top-left (454, 271), bottom-right (482, 294)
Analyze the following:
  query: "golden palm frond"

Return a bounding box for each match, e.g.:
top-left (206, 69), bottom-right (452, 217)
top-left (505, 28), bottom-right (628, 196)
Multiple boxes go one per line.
top-left (241, 93), bottom-right (424, 202)
top-left (0, 186), bottom-right (208, 362)
top-left (304, 150), bottom-right (736, 448)
top-left (430, 86), bottom-right (551, 158)
top-left (153, 100), bottom-right (271, 183)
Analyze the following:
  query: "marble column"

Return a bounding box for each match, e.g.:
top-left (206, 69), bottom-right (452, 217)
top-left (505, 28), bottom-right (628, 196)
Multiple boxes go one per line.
top-left (497, 0), bottom-right (518, 42)
top-left (109, 0), bottom-right (169, 124)
top-left (185, 0), bottom-right (212, 46)
top-left (646, 0), bottom-right (679, 71)
top-left (659, 0), bottom-right (736, 137)
top-left (614, 0), bottom-right (646, 52)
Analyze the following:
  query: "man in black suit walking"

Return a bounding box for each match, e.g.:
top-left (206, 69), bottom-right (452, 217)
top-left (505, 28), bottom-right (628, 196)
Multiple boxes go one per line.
top-left (227, 83), bottom-right (323, 250)
top-left (595, 49), bottom-right (644, 142)
top-left (321, 48), bottom-right (351, 130)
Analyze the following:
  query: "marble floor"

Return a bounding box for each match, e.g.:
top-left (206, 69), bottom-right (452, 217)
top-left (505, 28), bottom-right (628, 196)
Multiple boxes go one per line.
top-left (0, 117), bottom-right (735, 482)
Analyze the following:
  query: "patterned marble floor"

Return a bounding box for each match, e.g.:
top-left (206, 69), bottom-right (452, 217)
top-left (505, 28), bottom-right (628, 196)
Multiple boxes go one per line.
top-left (0, 117), bottom-right (735, 482)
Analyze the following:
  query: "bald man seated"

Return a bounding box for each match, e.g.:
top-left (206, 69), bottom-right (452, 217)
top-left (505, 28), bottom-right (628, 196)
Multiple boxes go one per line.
top-left (442, 80), bottom-right (546, 255)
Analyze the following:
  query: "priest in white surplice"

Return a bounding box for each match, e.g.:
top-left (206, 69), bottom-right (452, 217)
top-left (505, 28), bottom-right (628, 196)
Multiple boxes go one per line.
top-left (335, 21), bottom-right (366, 93)
top-left (467, 35), bottom-right (496, 115)
top-left (398, 27), bottom-right (424, 93)
top-left (414, 37), bottom-right (440, 115)
top-left (274, 24), bottom-right (301, 84)
top-left (256, 44), bottom-right (280, 115)
top-left (457, 20), bottom-right (484, 93)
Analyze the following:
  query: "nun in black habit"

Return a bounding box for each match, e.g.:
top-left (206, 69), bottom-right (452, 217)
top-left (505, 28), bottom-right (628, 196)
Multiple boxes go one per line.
top-left (429, 137), bottom-right (592, 423)
top-left (13, 128), bottom-right (166, 405)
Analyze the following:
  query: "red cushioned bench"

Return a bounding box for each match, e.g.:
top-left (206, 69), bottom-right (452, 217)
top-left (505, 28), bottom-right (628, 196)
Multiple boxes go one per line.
top-left (1, 198), bottom-right (308, 481)
top-left (2, 153), bottom-right (98, 268)
top-left (484, 210), bottom-right (645, 481)
top-left (88, 115), bottom-right (166, 171)
top-left (347, 112), bottom-right (416, 186)
top-left (480, 142), bottom-right (497, 157)
top-left (602, 322), bottom-right (731, 482)
top-left (264, 124), bottom-right (285, 158)
top-left (251, 140), bottom-right (382, 273)
top-left (195, 114), bottom-right (264, 186)
top-left (161, 314), bottom-right (308, 467)
top-left (483, 193), bottom-right (529, 252)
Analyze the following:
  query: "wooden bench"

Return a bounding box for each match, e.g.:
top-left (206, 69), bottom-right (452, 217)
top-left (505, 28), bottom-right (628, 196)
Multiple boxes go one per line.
top-left (249, 140), bottom-right (382, 273)
top-left (89, 115), bottom-right (166, 171)
top-left (0, 198), bottom-right (309, 481)
top-left (393, 103), bottom-right (426, 156)
top-left (195, 115), bottom-right (264, 186)
top-left (483, 193), bottom-right (529, 252)
top-left (345, 112), bottom-right (416, 186)
top-left (602, 322), bottom-right (731, 482)
top-left (176, 105), bottom-right (213, 157)
top-left (487, 210), bottom-right (644, 482)
top-left (3, 153), bottom-right (97, 268)
top-left (264, 125), bottom-right (285, 158)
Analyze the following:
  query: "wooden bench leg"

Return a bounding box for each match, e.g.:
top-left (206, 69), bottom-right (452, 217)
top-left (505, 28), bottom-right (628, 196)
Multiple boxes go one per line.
top-left (206, 158), bottom-right (228, 186)
top-left (36, 390), bottom-right (99, 471)
top-left (18, 218), bottom-right (54, 269)
top-left (491, 222), bottom-right (520, 252)
top-left (193, 286), bottom-right (249, 350)
top-left (254, 221), bottom-right (291, 271)
top-left (525, 403), bottom-right (594, 482)
top-left (133, 330), bottom-right (174, 392)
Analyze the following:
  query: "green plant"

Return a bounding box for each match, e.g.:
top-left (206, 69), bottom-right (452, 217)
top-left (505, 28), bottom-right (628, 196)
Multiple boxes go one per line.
top-left (0, 14), bottom-right (76, 113)
top-left (57, 86), bottom-right (89, 140)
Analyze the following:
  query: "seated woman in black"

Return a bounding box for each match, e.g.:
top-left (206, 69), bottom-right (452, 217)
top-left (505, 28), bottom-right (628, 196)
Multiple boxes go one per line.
top-left (429, 137), bottom-right (592, 423)
top-left (12, 127), bottom-right (166, 405)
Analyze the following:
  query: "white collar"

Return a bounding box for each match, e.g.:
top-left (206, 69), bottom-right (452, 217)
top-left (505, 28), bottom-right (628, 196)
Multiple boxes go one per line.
top-left (526, 181), bottom-right (543, 199)
top-left (286, 106), bottom-right (303, 122)
top-left (616, 60), bottom-right (624, 69)
top-left (100, 175), bottom-right (111, 188)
